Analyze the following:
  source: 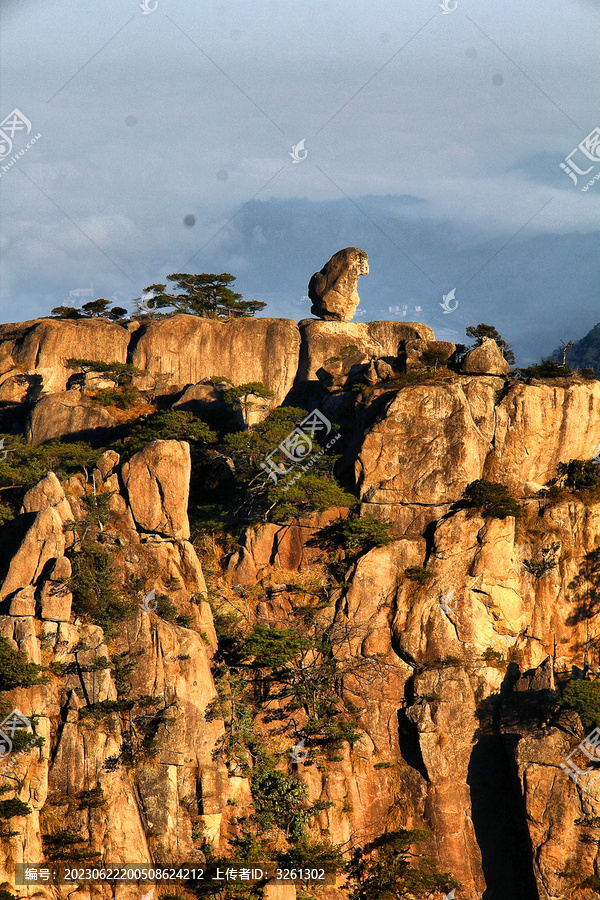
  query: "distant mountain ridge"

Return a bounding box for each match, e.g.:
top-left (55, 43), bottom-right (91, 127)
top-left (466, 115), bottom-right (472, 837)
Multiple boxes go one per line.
top-left (552, 320), bottom-right (600, 373)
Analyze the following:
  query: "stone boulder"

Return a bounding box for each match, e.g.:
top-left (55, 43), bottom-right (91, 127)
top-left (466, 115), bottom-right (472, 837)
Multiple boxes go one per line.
top-left (25, 392), bottom-right (118, 446)
top-left (21, 472), bottom-right (74, 526)
top-left (130, 315), bottom-right (300, 404)
top-left (173, 381), bottom-right (230, 415)
top-left (7, 586), bottom-right (36, 617)
top-left (8, 318), bottom-right (130, 393)
top-left (0, 507), bottom-right (66, 602)
top-left (0, 372), bottom-right (40, 403)
top-left (308, 247), bottom-right (369, 321)
top-left (460, 338), bottom-right (510, 375)
top-left (297, 319), bottom-right (435, 383)
top-left (173, 380), bottom-right (272, 427)
top-left (38, 556), bottom-right (73, 622)
top-left (318, 350), bottom-right (371, 390)
top-left (121, 440), bottom-right (191, 539)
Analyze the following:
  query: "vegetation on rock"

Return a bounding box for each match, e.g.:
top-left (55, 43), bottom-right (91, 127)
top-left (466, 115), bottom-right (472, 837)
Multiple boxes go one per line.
top-left (465, 322), bottom-right (515, 366)
top-left (0, 636), bottom-right (46, 690)
top-left (559, 680), bottom-right (600, 729)
top-left (0, 436), bottom-right (99, 524)
top-left (142, 273), bottom-right (266, 319)
top-left (556, 458), bottom-right (600, 493)
top-left (348, 829), bottom-right (460, 899)
top-left (460, 479), bottom-right (522, 519)
top-left (517, 358), bottom-right (574, 379)
top-left (51, 298), bottom-right (128, 321)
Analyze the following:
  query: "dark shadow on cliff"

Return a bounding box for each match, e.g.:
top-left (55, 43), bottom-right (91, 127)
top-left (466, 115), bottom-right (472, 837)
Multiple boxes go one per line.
top-left (467, 665), bottom-right (540, 900)
top-left (32, 424), bottom-right (127, 448)
top-left (0, 512), bottom-right (37, 608)
top-left (566, 548), bottom-right (600, 626)
top-left (0, 402), bottom-right (31, 434)
top-left (397, 675), bottom-right (428, 781)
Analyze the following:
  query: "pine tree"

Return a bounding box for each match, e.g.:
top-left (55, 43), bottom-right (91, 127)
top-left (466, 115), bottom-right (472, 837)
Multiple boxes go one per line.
top-left (143, 273), bottom-right (266, 319)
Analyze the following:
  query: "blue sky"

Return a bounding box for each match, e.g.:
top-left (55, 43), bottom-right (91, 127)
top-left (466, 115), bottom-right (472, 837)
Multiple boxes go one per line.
top-left (0, 0), bottom-right (598, 362)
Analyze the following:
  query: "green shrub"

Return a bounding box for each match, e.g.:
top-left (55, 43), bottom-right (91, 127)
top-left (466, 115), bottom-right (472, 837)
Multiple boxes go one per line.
top-left (523, 556), bottom-right (559, 578)
top-left (154, 594), bottom-right (179, 622)
top-left (0, 636), bottom-right (46, 690)
top-left (80, 491), bottom-right (113, 529)
top-left (141, 272), bottom-right (266, 319)
top-left (66, 358), bottom-right (143, 379)
top-left (348, 829), bottom-right (460, 900)
top-left (311, 514), bottom-right (392, 557)
top-left (580, 368), bottom-right (596, 380)
top-left (559, 680), bottom-right (600, 729)
top-left (557, 459), bottom-right (600, 492)
top-left (462, 479), bottom-right (522, 519)
top-left (277, 837), bottom-right (345, 873)
top-left (126, 409), bottom-right (216, 456)
top-left (250, 767), bottom-right (312, 841)
top-left (42, 829), bottom-right (101, 861)
top-left (422, 656), bottom-right (461, 670)
top-left (420, 347), bottom-right (452, 368)
top-left (0, 504), bottom-right (14, 527)
top-left (339, 515), bottom-right (393, 550)
top-left (69, 543), bottom-right (130, 634)
top-left (241, 625), bottom-right (312, 669)
top-left (404, 566), bottom-right (433, 582)
top-left (325, 344), bottom-right (360, 363)
top-left (93, 385), bottom-right (141, 409)
top-left (0, 798), bottom-right (32, 819)
top-left (5, 729), bottom-right (44, 754)
top-left (79, 699), bottom-right (135, 719)
top-left (465, 323), bottom-right (515, 366)
top-left (52, 298), bottom-right (127, 320)
top-left (223, 381), bottom-right (274, 410)
top-left (0, 890), bottom-right (19, 900)
top-left (271, 473), bottom-right (356, 521)
top-left (482, 648), bottom-right (503, 662)
top-left (359, 368), bottom-right (437, 393)
top-left (518, 359), bottom-right (573, 379)
top-left (0, 437), bottom-right (99, 525)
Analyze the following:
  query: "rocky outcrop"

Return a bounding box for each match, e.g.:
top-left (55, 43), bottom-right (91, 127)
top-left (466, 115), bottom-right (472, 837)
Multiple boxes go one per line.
top-left (2, 318), bottom-right (130, 393)
top-left (296, 319), bottom-right (435, 383)
top-left (121, 440), bottom-right (191, 539)
top-left (460, 337), bottom-right (510, 375)
top-left (401, 338), bottom-right (456, 371)
top-left (0, 315), bottom-right (301, 403)
top-left (0, 508), bottom-right (66, 603)
top-left (484, 380), bottom-right (600, 492)
top-left (0, 314), bottom-right (455, 413)
top-left (0, 430), bottom-right (223, 892)
top-left (131, 314), bottom-right (300, 404)
top-left (25, 391), bottom-right (119, 445)
top-left (4, 311), bottom-right (600, 900)
top-left (356, 377), bottom-right (502, 532)
top-left (173, 379), bottom-right (230, 415)
top-left (308, 247), bottom-right (369, 321)
top-left (357, 377), bottom-right (600, 532)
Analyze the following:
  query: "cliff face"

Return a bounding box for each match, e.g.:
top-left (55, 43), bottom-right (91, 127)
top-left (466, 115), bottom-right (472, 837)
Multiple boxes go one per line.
top-left (1, 315), bottom-right (600, 900)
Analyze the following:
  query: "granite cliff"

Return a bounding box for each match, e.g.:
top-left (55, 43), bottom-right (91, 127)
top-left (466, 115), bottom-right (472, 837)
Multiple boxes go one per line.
top-left (0, 314), bottom-right (600, 900)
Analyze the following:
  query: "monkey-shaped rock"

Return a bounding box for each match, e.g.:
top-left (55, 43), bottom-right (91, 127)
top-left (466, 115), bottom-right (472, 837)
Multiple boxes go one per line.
top-left (308, 247), bottom-right (369, 321)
